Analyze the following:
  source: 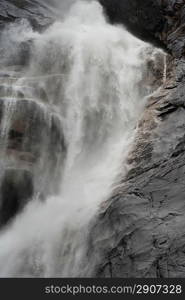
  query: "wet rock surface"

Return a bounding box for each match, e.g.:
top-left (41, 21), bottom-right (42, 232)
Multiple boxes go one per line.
top-left (99, 0), bottom-right (166, 49)
top-left (0, 0), bottom-right (67, 227)
top-left (0, 0), bottom-right (54, 30)
top-left (99, 0), bottom-right (185, 57)
top-left (0, 65), bottom-right (66, 227)
top-left (0, 169), bottom-right (33, 226)
top-left (88, 0), bottom-right (185, 278)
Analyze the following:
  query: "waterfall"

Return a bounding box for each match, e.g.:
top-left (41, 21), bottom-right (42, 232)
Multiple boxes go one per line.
top-left (0, 0), bottom-right (158, 277)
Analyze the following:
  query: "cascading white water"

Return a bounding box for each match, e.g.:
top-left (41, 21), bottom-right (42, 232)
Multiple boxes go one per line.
top-left (0, 0), bottom-right (156, 277)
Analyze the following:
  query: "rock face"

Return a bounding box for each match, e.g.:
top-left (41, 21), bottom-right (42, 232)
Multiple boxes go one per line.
top-left (99, 0), bottom-right (185, 55)
top-left (0, 69), bottom-right (66, 225)
top-left (0, 0), bottom-right (54, 30)
top-left (0, 2), bottom-right (66, 226)
top-left (88, 0), bottom-right (185, 277)
top-left (0, 169), bottom-right (33, 226)
top-left (99, 0), bottom-right (165, 48)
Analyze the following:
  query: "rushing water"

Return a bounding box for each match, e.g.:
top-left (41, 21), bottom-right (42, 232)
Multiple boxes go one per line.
top-left (0, 0), bottom-right (157, 277)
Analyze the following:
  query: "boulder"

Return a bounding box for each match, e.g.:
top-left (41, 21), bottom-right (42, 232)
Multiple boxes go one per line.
top-left (0, 169), bottom-right (33, 226)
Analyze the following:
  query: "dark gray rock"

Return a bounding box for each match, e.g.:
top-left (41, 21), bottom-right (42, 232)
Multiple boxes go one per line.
top-left (100, 0), bottom-right (185, 57)
top-left (0, 169), bottom-right (33, 226)
top-left (0, 1), bottom-right (66, 227)
top-left (0, 0), bottom-right (55, 30)
top-left (0, 78), bottom-right (66, 223)
top-left (99, 0), bottom-right (165, 49)
top-left (0, 97), bottom-right (66, 195)
top-left (85, 1), bottom-right (185, 278)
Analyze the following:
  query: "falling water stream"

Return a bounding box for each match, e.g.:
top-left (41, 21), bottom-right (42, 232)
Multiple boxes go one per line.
top-left (0, 0), bottom-right (160, 277)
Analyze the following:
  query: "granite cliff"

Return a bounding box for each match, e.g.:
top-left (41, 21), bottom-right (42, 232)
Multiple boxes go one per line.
top-left (91, 0), bottom-right (185, 277)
